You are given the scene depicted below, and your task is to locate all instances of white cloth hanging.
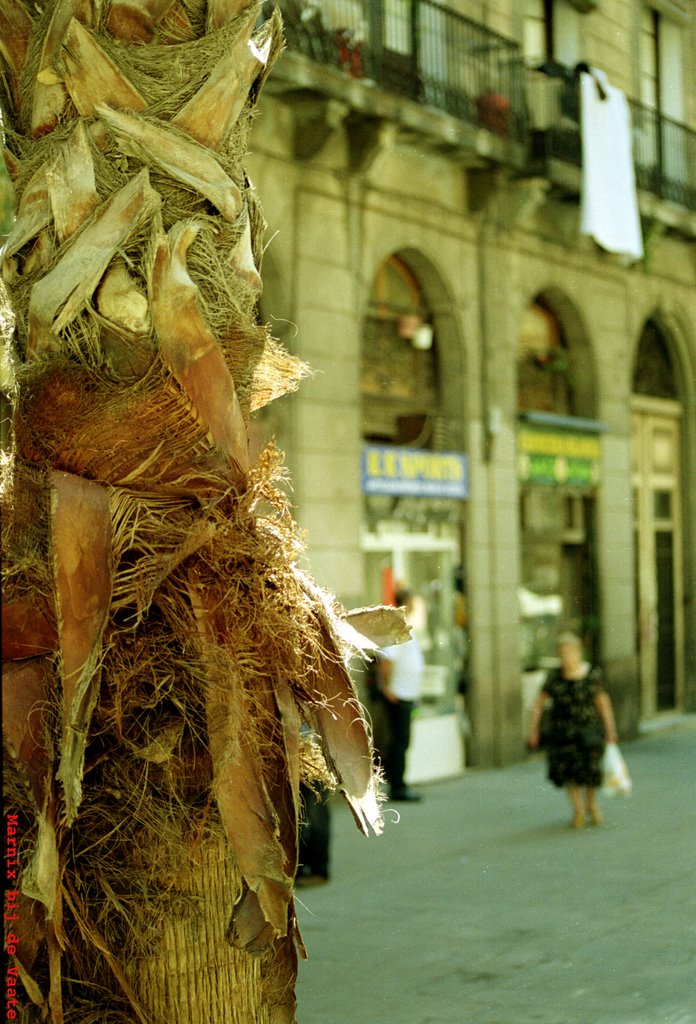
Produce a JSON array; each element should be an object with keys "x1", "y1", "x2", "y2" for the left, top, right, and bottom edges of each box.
[{"x1": 579, "y1": 68, "x2": 644, "y2": 261}]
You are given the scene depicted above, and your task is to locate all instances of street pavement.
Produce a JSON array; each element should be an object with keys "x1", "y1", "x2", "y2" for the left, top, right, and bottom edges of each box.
[{"x1": 294, "y1": 724, "x2": 696, "y2": 1024}]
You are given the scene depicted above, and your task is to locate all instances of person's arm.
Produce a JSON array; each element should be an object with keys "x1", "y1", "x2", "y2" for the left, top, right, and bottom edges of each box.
[
  {"x1": 527, "y1": 691, "x2": 549, "y2": 749},
  {"x1": 595, "y1": 690, "x2": 618, "y2": 744}
]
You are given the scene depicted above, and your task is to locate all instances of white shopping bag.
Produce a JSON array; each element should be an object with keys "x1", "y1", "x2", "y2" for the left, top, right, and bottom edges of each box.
[{"x1": 601, "y1": 742, "x2": 633, "y2": 797}]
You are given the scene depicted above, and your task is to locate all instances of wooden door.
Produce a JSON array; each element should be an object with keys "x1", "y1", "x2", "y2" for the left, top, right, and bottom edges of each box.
[{"x1": 631, "y1": 398, "x2": 684, "y2": 717}]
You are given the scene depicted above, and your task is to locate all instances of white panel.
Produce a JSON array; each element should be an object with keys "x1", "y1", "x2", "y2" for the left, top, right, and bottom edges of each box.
[
  {"x1": 384, "y1": 0, "x2": 412, "y2": 54},
  {"x1": 554, "y1": 0, "x2": 582, "y2": 67},
  {"x1": 658, "y1": 17, "x2": 685, "y2": 120},
  {"x1": 405, "y1": 713, "x2": 465, "y2": 783}
]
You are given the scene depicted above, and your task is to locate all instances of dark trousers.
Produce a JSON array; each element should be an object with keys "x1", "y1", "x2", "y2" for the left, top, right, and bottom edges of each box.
[
  {"x1": 383, "y1": 698, "x2": 414, "y2": 794},
  {"x1": 299, "y1": 784, "x2": 330, "y2": 879}
]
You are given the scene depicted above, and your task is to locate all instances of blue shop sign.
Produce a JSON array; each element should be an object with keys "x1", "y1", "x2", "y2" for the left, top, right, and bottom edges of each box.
[{"x1": 362, "y1": 445, "x2": 469, "y2": 499}]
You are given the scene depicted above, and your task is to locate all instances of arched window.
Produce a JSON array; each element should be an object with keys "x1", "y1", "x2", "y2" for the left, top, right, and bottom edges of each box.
[
  {"x1": 361, "y1": 255, "x2": 439, "y2": 446},
  {"x1": 633, "y1": 319, "x2": 677, "y2": 399},
  {"x1": 517, "y1": 299, "x2": 572, "y2": 414}
]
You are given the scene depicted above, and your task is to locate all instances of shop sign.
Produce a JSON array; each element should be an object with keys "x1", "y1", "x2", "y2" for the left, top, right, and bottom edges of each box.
[
  {"x1": 362, "y1": 445, "x2": 469, "y2": 499},
  {"x1": 517, "y1": 427, "x2": 601, "y2": 487}
]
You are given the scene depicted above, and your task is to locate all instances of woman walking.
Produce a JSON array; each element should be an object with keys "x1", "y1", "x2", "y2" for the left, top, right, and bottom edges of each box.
[{"x1": 528, "y1": 632, "x2": 618, "y2": 828}]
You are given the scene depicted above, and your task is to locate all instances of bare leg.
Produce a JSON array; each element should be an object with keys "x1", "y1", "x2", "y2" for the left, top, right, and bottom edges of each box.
[
  {"x1": 585, "y1": 786, "x2": 603, "y2": 825},
  {"x1": 567, "y1": 785, "x2": 585, "y2": 828}
]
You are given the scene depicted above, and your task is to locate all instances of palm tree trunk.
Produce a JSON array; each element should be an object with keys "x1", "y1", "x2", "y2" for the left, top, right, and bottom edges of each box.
[{"x1": 1, "y1": 3, "x2": 393, "y2": 1020}]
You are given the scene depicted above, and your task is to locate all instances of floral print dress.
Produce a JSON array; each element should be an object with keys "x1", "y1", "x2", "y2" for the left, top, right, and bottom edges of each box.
[{"x1": 542, "y1": 667, "x2": 605, "y2": 788}]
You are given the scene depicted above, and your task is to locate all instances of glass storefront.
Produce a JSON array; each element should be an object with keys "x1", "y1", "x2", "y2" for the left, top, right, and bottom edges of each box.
[
  {"x1": 518, "y1": 479, "x2": 598, "y2": 669},
  {"x1": 517, "y1": 419, "x2": 601, "y2": 669},
  {"x1": 360, "y1": 492, "x2": 467, "y2": 782},
  {"x1": 362, "y1": 493, "x2": 464, "y2": 712}
]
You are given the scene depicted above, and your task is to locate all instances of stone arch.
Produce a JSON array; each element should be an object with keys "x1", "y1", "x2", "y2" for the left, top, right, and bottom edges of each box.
[{"x1": 631, "y1": 305, "x2": 696, "y2": 404}]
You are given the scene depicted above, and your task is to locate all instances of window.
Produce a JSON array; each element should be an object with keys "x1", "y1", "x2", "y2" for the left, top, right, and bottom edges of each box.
[
  {"x1": 523, "y1": 0, "x2": 550, "y2": 65},
  {"x1": 361, "y1": 256, "x2": 438, "y2": 446},
  {"x1": 633, "y1": 319, "x2": 677, "y2": 400},
  {"x1": 639, "y1": 9, "x2": 659, "y2": 108},
  {"x1": 522, "y1": 0, "x2": 582, "y2": 67},
  {"x1": 637, "y1": 7, "x2": 688, "y2": 199},
  {"x1": 383, "y1": 0, "x2": 411, "y2": 55},
  {"x1": 517, "y1": 301, "x2": 572, "y2": 414},
  {"x1": 553, "y1": 1, "x2": 582, "y2": 66},
  {"x1": 639, "y1": 7, "x2": 685, "y2": 119}
]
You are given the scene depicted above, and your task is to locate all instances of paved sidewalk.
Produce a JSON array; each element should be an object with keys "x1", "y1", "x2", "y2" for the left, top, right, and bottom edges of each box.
[{"x1": 295, "y1": 726, "x2": 696, "y2": 1024}]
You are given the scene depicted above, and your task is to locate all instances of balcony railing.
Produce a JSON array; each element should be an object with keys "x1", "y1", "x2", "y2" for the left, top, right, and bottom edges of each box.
[
  {"x1": 629, "y1": 101, "x2": 696, "y2": 212},
  {"x1": 526, "y1": 67, "x2": 696, "y2": 213},
  {"x1": 272, "y1": 0, "x2": 526, "y2": 142},
  {"x1": 269, "y1": 6, "x2": 696, "y2": 217}
]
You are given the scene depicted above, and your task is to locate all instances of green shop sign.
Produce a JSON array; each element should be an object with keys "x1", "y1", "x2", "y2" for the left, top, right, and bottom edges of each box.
[{"x1": 517, "y1": 427, "x2": 601, "y2": 487}]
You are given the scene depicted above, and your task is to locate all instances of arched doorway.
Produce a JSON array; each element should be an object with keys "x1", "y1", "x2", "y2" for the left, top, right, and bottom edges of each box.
[
  {"x1": 631, "y1": 318, "x2": 684, "y2": 717},
  {"x1": 517, "y1": 294, "x2": 600, "y2": 676},
  {"x1": 360, "y1": 252, "x2": 467, "y2": 781}
]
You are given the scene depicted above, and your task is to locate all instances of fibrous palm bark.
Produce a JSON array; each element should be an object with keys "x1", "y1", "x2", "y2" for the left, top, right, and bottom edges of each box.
[{"x1": 0, "y1": 3, "x2": 408, "y2": 1021}]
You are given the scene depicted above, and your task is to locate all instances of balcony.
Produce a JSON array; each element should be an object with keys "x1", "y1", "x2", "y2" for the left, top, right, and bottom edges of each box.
[
  {"x1": 526, "y1": 66, "x2": 696, "y2": 226},
  {"x1": 264, "y1": 0, "x2": 527, "y2": 166},
  {"x1": 629, "y1": 102, "x2": 696, "y2": 213},
  {"x1": 264, "y1": 5, "x2": 696, "y2": 232}
]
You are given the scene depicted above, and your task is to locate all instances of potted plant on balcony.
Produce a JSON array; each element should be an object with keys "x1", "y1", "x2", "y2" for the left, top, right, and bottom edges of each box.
[{"x1": 476, "y1": 89, "x2": 511, "y2": 137}]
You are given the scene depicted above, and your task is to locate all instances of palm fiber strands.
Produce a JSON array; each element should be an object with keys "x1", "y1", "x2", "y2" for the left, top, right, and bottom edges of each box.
[{"x1": 0, "y1": 3, "x2": 407, "y2": 1020}]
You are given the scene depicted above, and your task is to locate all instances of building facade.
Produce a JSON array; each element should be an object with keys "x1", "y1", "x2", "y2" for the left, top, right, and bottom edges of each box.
[{"x1": 247, "y1": 0, "x2": 696, "y2": 769}]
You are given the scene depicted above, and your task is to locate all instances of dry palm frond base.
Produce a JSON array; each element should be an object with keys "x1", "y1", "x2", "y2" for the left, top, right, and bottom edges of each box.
[{"x1": 1, "y1": 2, "x2": 407, "y2": 1021}]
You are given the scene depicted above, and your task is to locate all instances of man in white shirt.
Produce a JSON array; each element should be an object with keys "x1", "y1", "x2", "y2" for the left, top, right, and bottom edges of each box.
[{"x1": 378, "y1": 589, "x2": 424, "y2": 802}]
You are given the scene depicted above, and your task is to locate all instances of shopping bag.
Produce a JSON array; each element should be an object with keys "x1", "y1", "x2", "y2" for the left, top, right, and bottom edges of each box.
[{"x1": 601, "y1": 742, "x2": 633, "y2": 797}]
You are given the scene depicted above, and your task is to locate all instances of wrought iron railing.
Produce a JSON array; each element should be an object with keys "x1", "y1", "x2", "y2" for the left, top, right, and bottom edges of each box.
[
  {"x1": 526, "y1": 67, "x2": 696, "y2": 213},
  {"x1": 272, "y1": 0, "x2": 526, "y2": 142},
  {"x1": 629, "y1": 100, "x2": 696, "y2": 211},
  {"x1": 270, "y1": 6, "x2": 696, "y2": 214}
]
